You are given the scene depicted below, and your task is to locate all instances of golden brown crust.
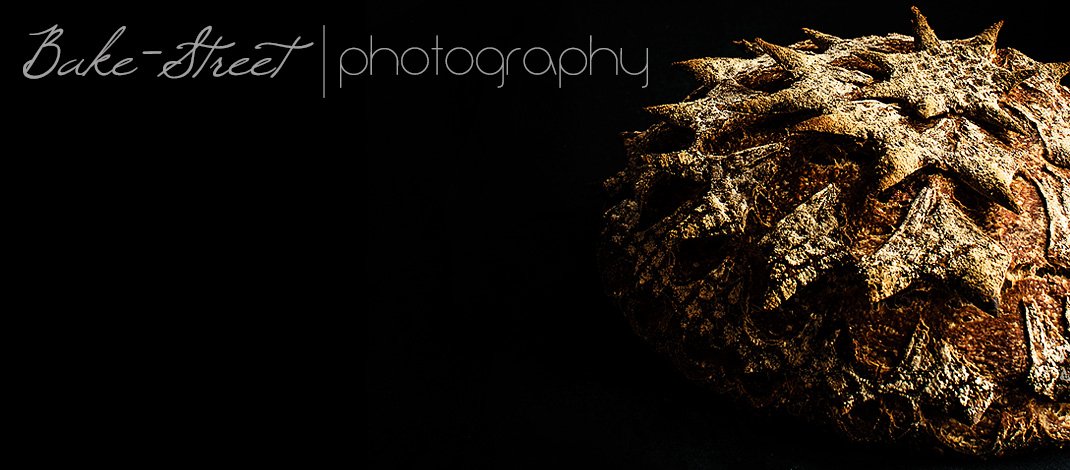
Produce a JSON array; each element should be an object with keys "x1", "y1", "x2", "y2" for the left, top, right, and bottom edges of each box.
[{"x1": 599, "y1": 7, "x2": 1069, "y2": 457}]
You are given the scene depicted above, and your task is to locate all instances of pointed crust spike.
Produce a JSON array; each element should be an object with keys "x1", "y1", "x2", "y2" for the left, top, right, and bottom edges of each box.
[
  {"x1": 729, "y1": 95, "x2": 777, "y2": 114},
  {"x1": 969, "y1": 20, "x2": 1004, "y2": 55},
  {"x1": 877, "y1": 146, "x2": 925, "y2": 192},
  {"x1": 994, "y1": 68, "x2": 1038, "y2": 93},
  {"x1": 976, "y1": 101, "x2": 1030, "y2": 135},
  {"x1": 853, "y1": 50, "x2": 894, "y2": 72},
  {"x1": 984, "y1": 170, "x2": 1021, "y2": 214},
  {"x1": 859, "y1": 185, "x2": 936, "y2": 303},
  {"x1": 1003, "y1": 191, "x2": 1023, "y2": 215},
  {"x1": 1048, "y1": 137, "x2": 1070, "y2": 167},
  {"x1": 910, "y1": 6, "x2": 941, "y2": 51},
  {"x1": 1014, "y1": 68, "x2": 1038, "y2": 85},
  {"x1": 643, "y1": 103, "x2": 693, "y2": 127},
  {"x1": 671, "y1": 59, "x2": 714, "y2": 85},
  {"x1": 730, "y1": 89, "x2": 816, "y2": 115},
  {"x1": 642, "y1": 104, "x2": 667, "y2": 117},
  {"x1": 734, "y1": 39, "x2": 763, "y2": 57},
  {"x1": 801, "y1": 28, "x2": 840, "y2": 49},
  {"x1": 671, "y1": 58, "x2": 742, "y2": 85},
  {"x1": 792, "y1": 114, "x2": 866, "y2": 139},
  {"x1": 1046, "y1": 61, "x2": 1070, "y2": 80},
  {"x1": 862, "y1": 183, "x2": 1013, "y2": 314},
  {"x1": 960, "y1": 161, "x2": 1022, "y2": 214},
  {"x1": 643, "y1": 103, "x2": 677, "y2": 120},
  {"x1": 669, "y1": 59, "x2": 695, "y2": 70},
  {"x1": 755, "y1": 38, "x2": 807, "y2": 70}
]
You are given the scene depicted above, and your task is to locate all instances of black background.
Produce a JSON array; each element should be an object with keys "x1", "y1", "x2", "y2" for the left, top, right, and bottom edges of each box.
[{"x1": 15, "y1": 1, "x2": 1069, "y2": 467}]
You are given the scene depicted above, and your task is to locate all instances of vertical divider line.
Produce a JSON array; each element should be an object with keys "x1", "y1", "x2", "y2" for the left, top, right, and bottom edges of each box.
[{"x1": 322, "y1": 25, "x2": 325, "y2": 99}]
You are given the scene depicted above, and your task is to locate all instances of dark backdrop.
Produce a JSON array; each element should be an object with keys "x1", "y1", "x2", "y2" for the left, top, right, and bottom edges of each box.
[
  {"x1": 361, "y1": 2, "x2": 1070, "y2": 468},
  {"x1": 15, "y1": 1, "x2": 1069, "y2": 468}
]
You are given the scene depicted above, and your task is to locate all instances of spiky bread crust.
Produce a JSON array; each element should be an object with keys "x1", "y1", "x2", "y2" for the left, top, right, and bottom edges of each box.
[{"x1": 599, "y1": 7, "x2": 1069, "y2": 457}]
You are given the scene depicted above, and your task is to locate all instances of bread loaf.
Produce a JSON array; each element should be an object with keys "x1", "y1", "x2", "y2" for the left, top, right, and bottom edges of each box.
[{"x1": 598, "y1": 6, "x2": 1069, "y2": 456}]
